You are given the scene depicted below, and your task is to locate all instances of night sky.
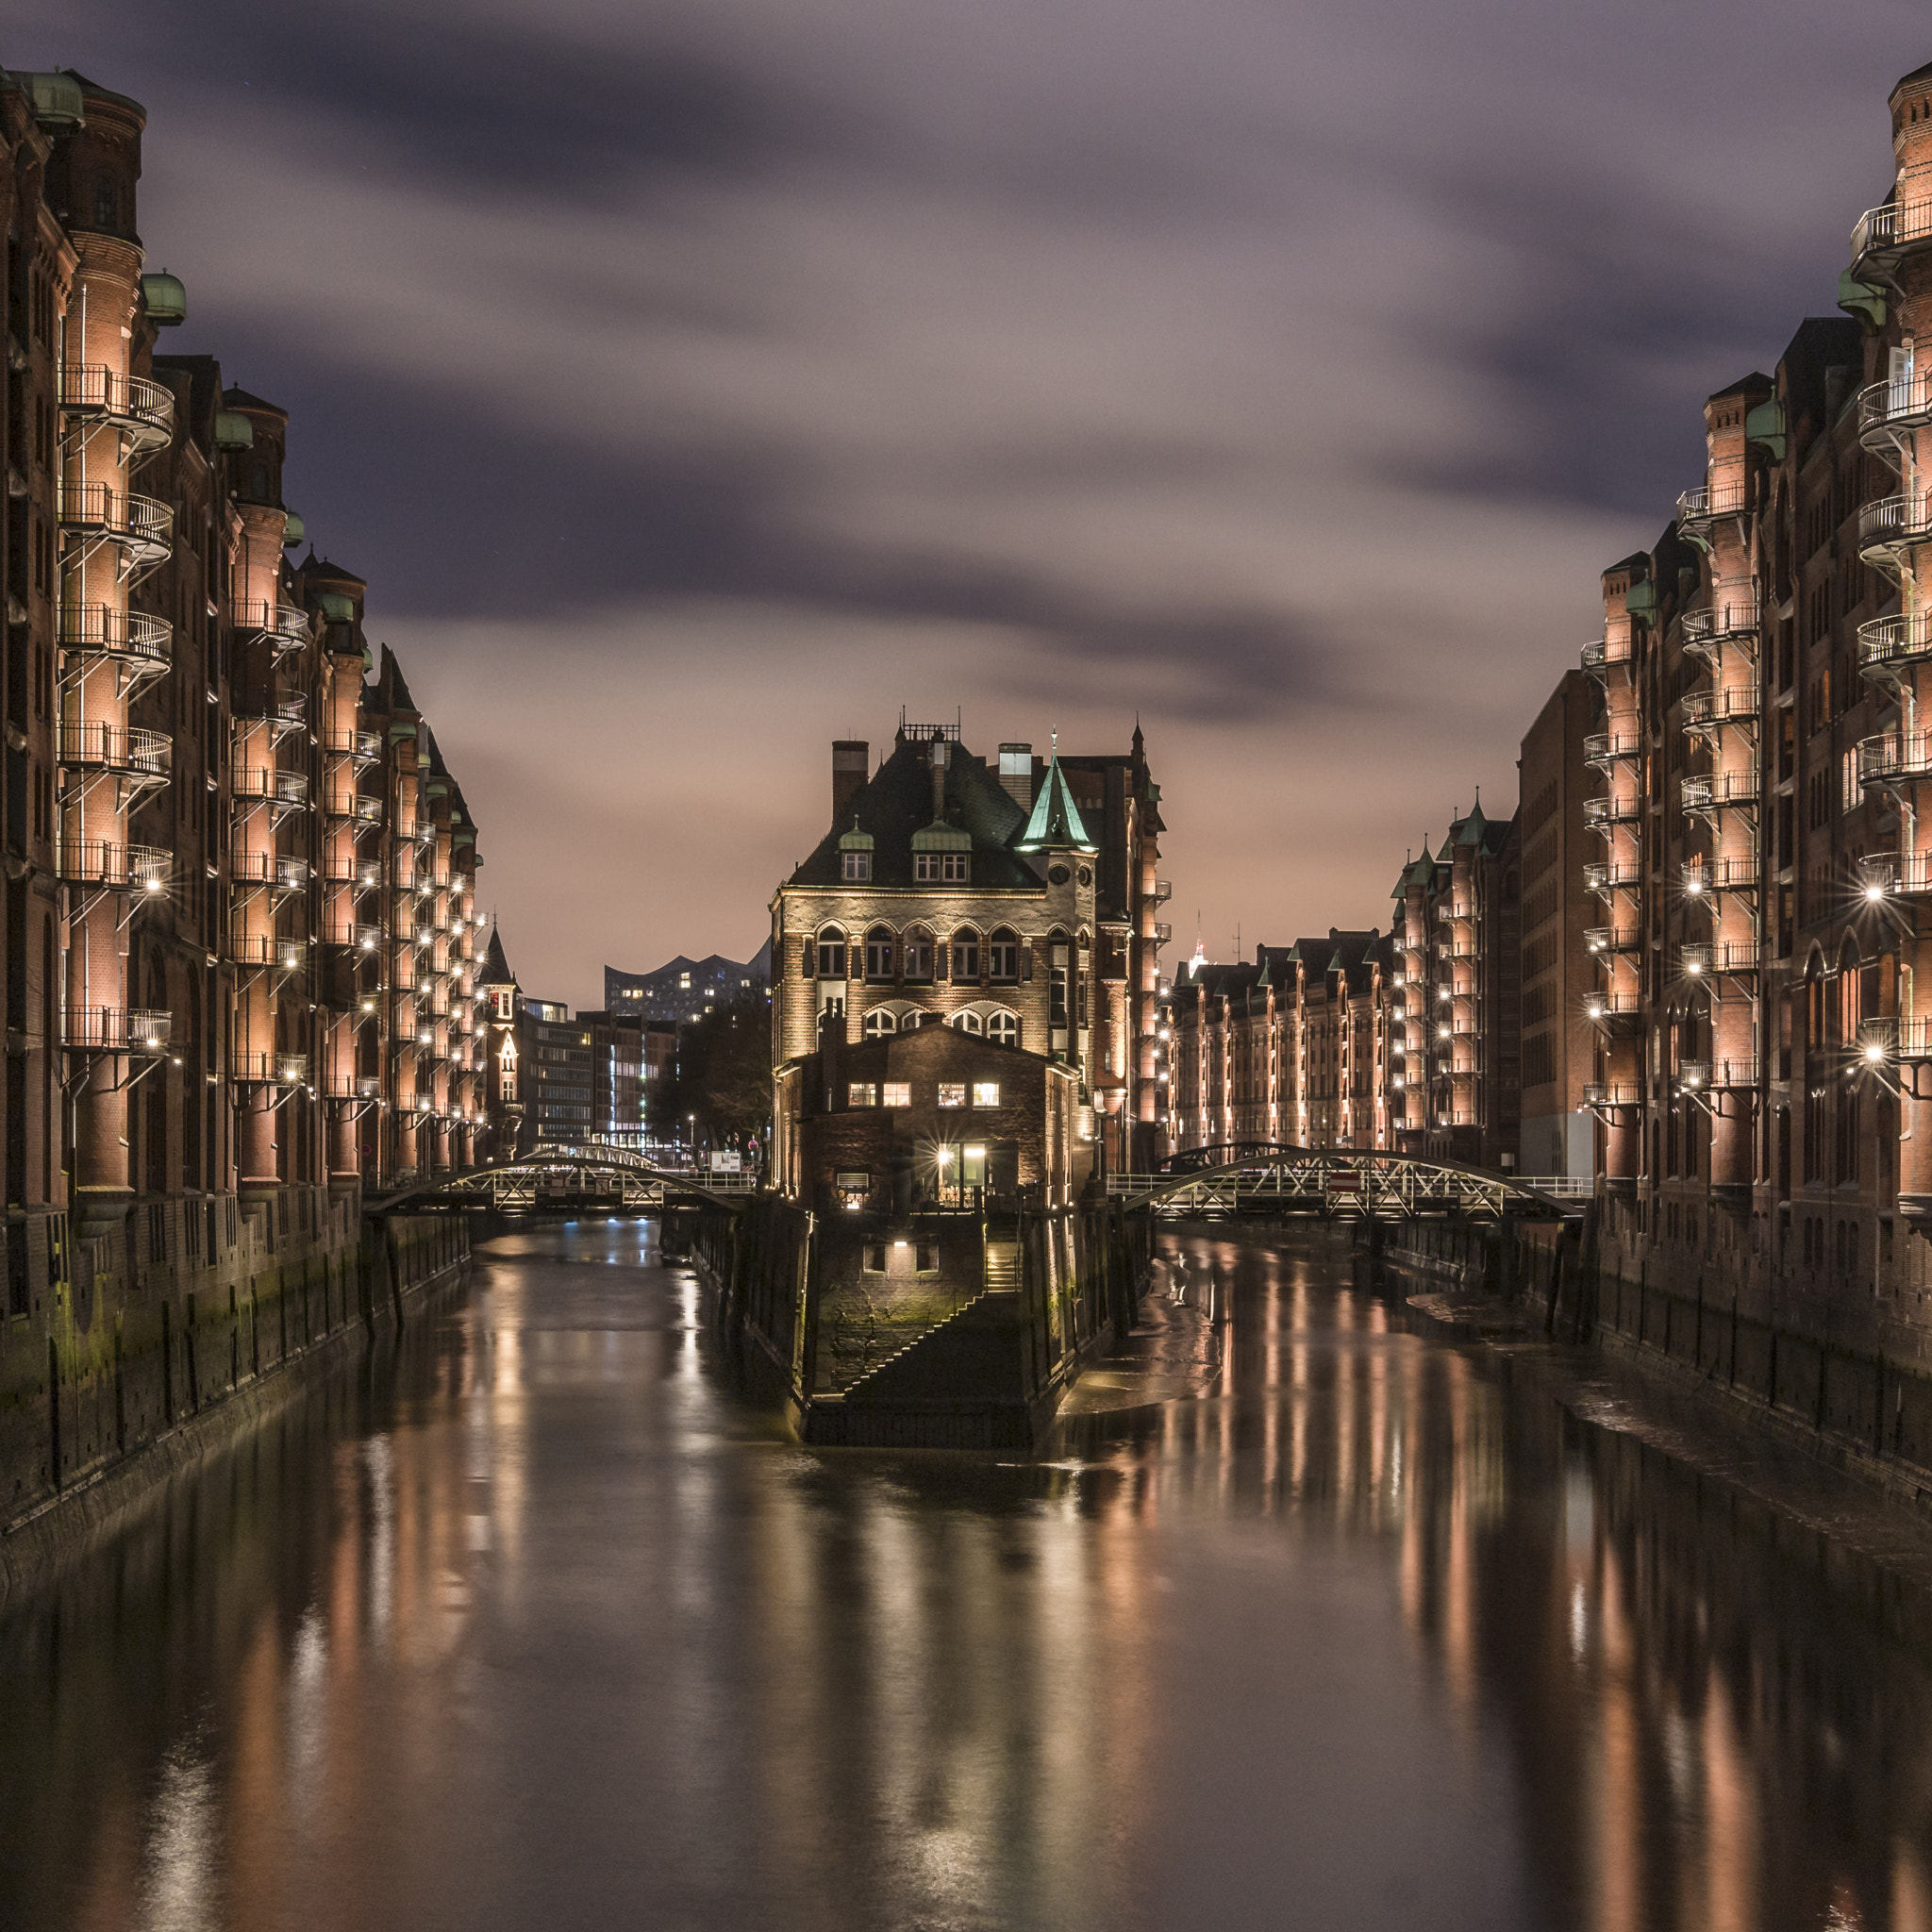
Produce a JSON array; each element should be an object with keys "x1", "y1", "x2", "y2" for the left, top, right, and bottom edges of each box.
[{"x1": 11, "y1": 1, "x2": 1928, "y2": 1007}]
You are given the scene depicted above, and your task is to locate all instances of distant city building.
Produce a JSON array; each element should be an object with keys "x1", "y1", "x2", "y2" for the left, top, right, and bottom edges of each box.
[
  {"x1": 604, "y1": 948, "x2": 769, "y2": 1026},
  {"x1": 482, "y1": 927, "x2": 645, "y2": 1152}
]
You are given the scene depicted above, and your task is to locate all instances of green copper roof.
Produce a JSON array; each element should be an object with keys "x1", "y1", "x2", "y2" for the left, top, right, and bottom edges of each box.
[
  {"x1": 910, "y1": 819, "x2": 972, "y2": 851},
  {"x1": 1016, "y1": 755, "x2": 1097, "y2": 853}
]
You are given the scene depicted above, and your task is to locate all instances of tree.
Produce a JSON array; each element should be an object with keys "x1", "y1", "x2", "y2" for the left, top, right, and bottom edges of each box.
[{"x1": 658, "y1": 996, "x2": 772, "y2": 1154}]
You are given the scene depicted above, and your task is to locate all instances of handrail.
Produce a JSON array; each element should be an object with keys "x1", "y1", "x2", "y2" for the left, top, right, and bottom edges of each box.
[
  {"x1": 55, "y1": 840, "x2": 171, "y2": 888},
  {"x1": 1858, "y1": 613, "x2": 1932, "y2": 670},
  {"x1": 1852, "y1": 197, "x2": 1932, "y2": 261},
  {"x1": 56, "y1": 604, "x2": 171, "y2": 663},
  {"x1": 64, "y1": 1006, "x2": 172, "y2": 1051},
  {"x1": 56, "y1": 483, "x2": 173, "y2": 554},
  {"x1": 58, "y1": 364, "x2": 176, "y2": 443},
  {"x1": 58, "y1": 721, "x2": 171, "y2": 775},
  {"x1": 1858, "y1": 495, "x2": 1932, "y2": 555}
]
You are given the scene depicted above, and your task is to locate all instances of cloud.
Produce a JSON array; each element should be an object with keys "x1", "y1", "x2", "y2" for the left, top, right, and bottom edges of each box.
[{"x1": 7, "y1": 0, "x2": 1926, "y2": 1001}]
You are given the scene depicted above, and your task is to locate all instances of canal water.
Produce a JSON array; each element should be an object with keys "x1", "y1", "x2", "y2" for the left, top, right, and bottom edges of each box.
[{"x1": 5, "y1": 1224, "x2": 1932, "y2": 1931}]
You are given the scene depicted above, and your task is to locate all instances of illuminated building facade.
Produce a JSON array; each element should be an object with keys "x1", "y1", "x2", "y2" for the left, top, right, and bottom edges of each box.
[
  {"x1": 770, "y1": 720, "x2": 1167, "y2": 1173},
  {"x1": 0, "y1": 68, "x2": 489, "y2": 1461}
]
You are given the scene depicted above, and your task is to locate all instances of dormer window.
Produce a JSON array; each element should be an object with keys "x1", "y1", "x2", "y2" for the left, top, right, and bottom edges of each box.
[
  {"x1": 915, "y1": 853, "x2": 969, "y2": 882},
  {"x1": 843, "y1": 849, "x2": 872, "y2": 881}
]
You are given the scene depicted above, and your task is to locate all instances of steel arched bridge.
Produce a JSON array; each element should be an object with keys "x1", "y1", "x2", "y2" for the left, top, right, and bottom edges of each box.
[
  {"x1": 1108, "y1": 1147, "x2": 1586, "y2": 1222},
  {"x1": 365, "y1": 1143, "x2": 755, "y2": 1217}
]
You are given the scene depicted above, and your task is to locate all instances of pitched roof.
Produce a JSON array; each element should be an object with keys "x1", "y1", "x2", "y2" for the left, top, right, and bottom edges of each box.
[{"x1": 786, "y1": 733, "x2": 1039, "y2": 889}]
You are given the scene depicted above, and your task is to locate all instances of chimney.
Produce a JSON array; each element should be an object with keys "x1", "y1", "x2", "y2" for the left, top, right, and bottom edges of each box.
[
  {"x1": 999, "y1": 742, "x2": 1033, "y2": 813},
  {"x1": 832, "y1": 740, "x2": 868, "y2": 820},
  {"x1": 930, "y1": 736, "x2": 949, "y2": 822}
]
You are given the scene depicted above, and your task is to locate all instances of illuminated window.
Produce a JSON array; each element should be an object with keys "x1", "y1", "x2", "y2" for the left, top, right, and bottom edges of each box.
[
  {"x1": 972, "y1": 1081, "x2": 1000, "y2": 1108},
  {"x1": 847, "y1": 1082, "x2": 878, "y2": 1108},
  {"x1": 951, "y1": 1010, "x2": 984, "y2": 1035},
  {"x1": 987, "y1": 1010, "x2": 1019, "y2": 1046},
  {"x1": 816, "y1": 930, "x2": 847, "y2": 978},
  {"x1": 842, "y1": 850, "x2": 871, "y2": 881},
  {"x1": 881, "y1": 1082, "x2": 911, "y2": 1108},
  {"x1": 939, "y1": 1083, "x2": 966, "y2": 1108}
]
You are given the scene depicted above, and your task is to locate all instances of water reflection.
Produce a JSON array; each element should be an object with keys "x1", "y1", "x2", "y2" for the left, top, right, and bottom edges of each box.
[{"x1": 3, "y1": 1224, "x2": 1932, "y2": 1928}]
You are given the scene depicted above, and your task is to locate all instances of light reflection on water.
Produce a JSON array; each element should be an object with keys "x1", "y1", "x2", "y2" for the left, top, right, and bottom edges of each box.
[{"x1": 2, "y1": 1222, "x2": 1932, "y2": 1929}]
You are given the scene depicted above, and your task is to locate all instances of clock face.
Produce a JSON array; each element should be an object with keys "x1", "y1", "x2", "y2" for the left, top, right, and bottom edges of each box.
[{"x1": 1048, "y1": 865, "x2": 1071, "y2": 885}]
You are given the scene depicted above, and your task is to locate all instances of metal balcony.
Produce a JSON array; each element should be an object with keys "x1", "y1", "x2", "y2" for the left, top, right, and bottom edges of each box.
[
  {"x1": 1582, "y1": 635, "x2": 1633, "y2": 680},
  {"x1": 1681, "y1": 597, "x2": 1761, "y2": 666},
  {"x1": 55, "y1": 840, "x2": 171, "y2": 891},
  {"x1": 1858, "y1": 368, "x2": 1932, "y2": 458},
  {"x1": 1584, "y1": 730, "x2": 1642, "y2": 769},
  {"x1": 1677, "y1": 940, "x2": 1758, "y2": 978},
  {"x1": 1151, "y1": 922, "x2": 1172, "y2": 944},
  {"x1": 1675, "y1": 478, "x2": 1748, "y2": 548},
  {"x1": 1896, "y1": 1019, "x2": 1932, "y2": 1063},
  {"x1": 1859, "y1": 851, "x2": 1932, "y2": 899},
  {"x1": 56, "y1": 604, "x2": 171, "y2": 677},
  {"x1": 325, "y1": 791, "x2": 383, "y2": 825},
  {"x1": 1583, "y1": 858, "x2": 1641, "y2": 893},
  {"x1": 232, "y1": 1050, "x2": 308, "y2": 1086},
  {"x1": 234, "y1": 693, "x2": 307, "y2": 738},
  {"x1": 1850, "y1": 196, "x2": 1932, "y2": 277},
  {"x1": 1583, "y1": 793, "x2": 1641, "y2": 830},
  {"x1": 230, "y1": 851, "x2": 309, "y2": 891},
  {"x1": 1858, "y1": 731, "x2": 1932, "y2": 788},
  {"x1": 1584, "y1": 990, "x2": 1642, "y2": 1028},
  {"x1": 234, "y1": 600, "x2": 312, "y2": 657},
  {"x1": 1677, "y1": 1057, "x2": 1757, "y2": 1092},
  {"x1": 57, "y1": 483, "x2": 173, "y2": 568},
  {"x1": 58, "y1": 364, "x2": 175, "y2": 451},
  {"x1": 1152, "y1": 877, "x2": 1172, "y2": 905},
  {"x1": 230, "y1": 764, "x2": 309, "y2": 812},
  {"x1": 325, "y1": 1074, "x2": 383, "y2": 1101},
  {"x1": 322, "y1": 728, "x2": 382, "y2": 765},
  {"x1": 1585, "y1": 924, "x2": 1641, "y2": 955},
  {"x1": 58, "y1": 721, "x2": 171, "y2": 780},
  {"x1": 1681, "y1": 686, "x2": 1759, "y2": 733},
  {"x1": 1857, "y1": 612, "x2": 1932, "y2": 684},
  {"x1": 1683, "y1": 855, "x2": 1758, "y2": 896},
  {"x1": 64, "y1": 1006, "x2": 171, "y2": 1053},
  {"x1": 324, "y1": 922, "x2": 385, "y2": 953},
  {"x1": 1680, "y1": 771, "x2": 1759, "y2": 816},
  {"x1": 1583, "y1": 1080, "x2": 1641, "y2": 1108},
  {"x1": 1857, "y1": 495, "x2": 1932, "y2": 573}
]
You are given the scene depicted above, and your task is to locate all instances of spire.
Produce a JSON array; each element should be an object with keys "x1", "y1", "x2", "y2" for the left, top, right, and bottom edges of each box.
[
  {"x1": 1015, "y1": 751, "x2": 1097, "y2": 853},
  {"x1": 481, "y1": 914, "x2": 517, "y2": 988}
]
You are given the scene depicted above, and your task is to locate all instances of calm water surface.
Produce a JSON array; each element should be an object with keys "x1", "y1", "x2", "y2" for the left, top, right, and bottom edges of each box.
[{"x1": 3, "y1": 1223, "x2": 1931, "y2": 1931}]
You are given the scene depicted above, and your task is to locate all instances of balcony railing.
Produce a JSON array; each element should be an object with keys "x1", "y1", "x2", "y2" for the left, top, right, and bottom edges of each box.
[
  {"x1": 230, "y1": 764, "x2": 310, "y2": 809},
  {"x1": 1675, "y1": 478, "x2": 1748, "y2": 536},
  {"x1": 58, "y1": 721, "x2": 171, "y2": 778},
  {"x1": 322, "y1": 728, "x2": 382, "y2": 764},
  {"x1": 1851, "y1": 197, "x2": 1932, "y2": 269},
  {"x1": 56, "y1": 483, "x2": 173, "y2": 563},
  {"x1": 1683, "y1": 855, "x2": 1758, "y2": 895},
  {"x1": 234, "y1": 694, "x2": 307, "y2": 736},
  {"x1": 1677, "y1": 1057, "x2": 1757, "y2": 1092},
  {"x1": 229, "y1": 851, "x2": 309, "y2": 891},
  {"x1": 1858, "y1": 495, "x2": 1932, "y2": 568},
  {"x1": 1582, "y1": 635, "x2": 1633, "y2": 679},
  {"x1": 1857, "y1": 612, "x2": 1932, "y2": 679},
  {"x1": 1681, "y1": 597, "x2": 1761, "y2": 662},
  {"x1": 56, "y1": 604, "x2": 171, "y2": 673},
  {"x1": 1897, "y1": 1019, "x2": 1932, "y2": 1063},
  {"x1": 325, "y1": 1074, "x2": 383, "y2": 1101},
  {"x1": 1681, "y1": 686, "x2": 1758, "y2": 730},
  {"x1": 1152, "y1": 877, "x2": 1172, "y2": 904},
  {"x1": 325, "y1": 791, "x2": 383, "y2": 824},
  {"x1": 1583, "y1": 858, "x2": 1641, "y2": 893},
  {"x1": 54, "y1": 840, "x2": 171, "y2": 890},
  {"x1": 1584, "y1": 990, "x2": 1642, "y2": 1025},
  {"x1": 1583, "y1": 793, "x2": 1641, "y2": 829},
  {"x1": 1586, "y1": 924, "x2": 1641, "y2": 955},
  {"x1": 232, "y1": 1051, "x2": 309, "y2": 1086},
  {"x1": 1859, "y1": 368, "x2": 1932, "y2": 449},
  {"x1": 1860, "y1": 851, "x2": 1932, "y2": 898},
  {"x1": 1858, "y1": 731, "x2": 1932, "y2": 787},
  {"x1": 1680, "y1": 771, "x2": 1759, "y2": 813},
  {"x1": 1584, "y1": 731, "x2": 1642, "y2": 768},
  {"x1": 1152, "y1": 922, "x2": 1172, "y2": 944},
  {"x1": 1676, "y1": 940, "x2": 1758, "y2": 977},
  {"x1": 1583, "y1": 1081, "x2": 1641, "y2": 1108},
  {"x1": 323, "y1": 922, "x2": 385, "y2": 952},
  {"x1": 58, "y1": 364, "x2": 175, "y2": 449},
  {"x1": 234, "y1": 600, "x2": 313, "y2": 655},
  {"x1": 63, "y1": 1006, "x2": 171, "y2": 1052}
]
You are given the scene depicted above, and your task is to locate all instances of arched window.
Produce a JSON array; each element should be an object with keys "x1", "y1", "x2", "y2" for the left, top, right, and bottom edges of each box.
[
  {"x1": 815, "y1": 927, "x2": 847, "y2": 979},
  {"x1": 952, "y1": 928, "x2": 980, "y2": 982},
  {"x1": 865, "y1": 925, "x2": 894, "y2": 980},
  {"x1": 989, "y1": 927, "x2": 1019, "y2": 982},
  {"x1": 988, "y1": 1009, "x2": 1020, "y2": 1046},
  {"x1": 863, "y1": 1008, "x2": 898, "y2": 1038},
  {"x1": 904, "y1": 926, "x2": 933, "y2": 982},
  {"x1": 951, "y1": 1009, "x2": 985, "y2": 1035}
]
